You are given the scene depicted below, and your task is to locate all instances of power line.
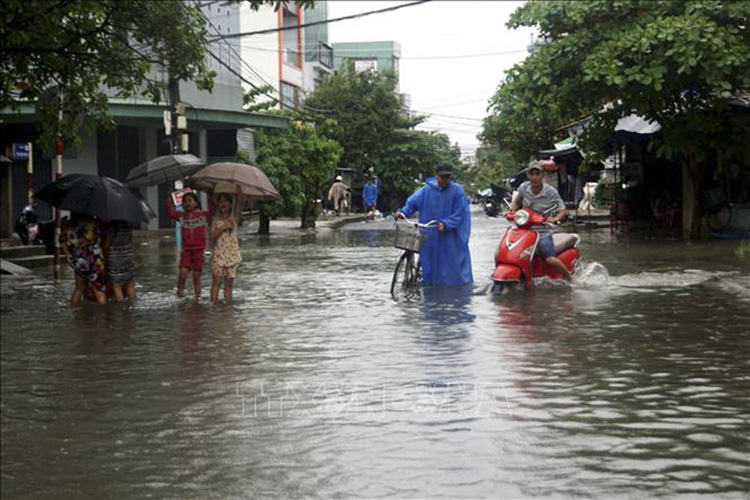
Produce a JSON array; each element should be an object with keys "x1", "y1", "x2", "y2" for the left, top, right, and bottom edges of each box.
[
  {"x1": 213, "y1": 0, "x2": 432, "y2": 40},
  {"x1": 416, "y1": 89, "x2": 497, "y2": 106},
  {"x1": 231, "y1": 43, "x2": 527, "y2": 60},
  {"x1": 403, "y1": 49, "x2": 527, "y2": 60},
  {"x1": 418, "y1": 97, "x2": 494, "y2": 110},
  {"x1": 411, "y1": 109, "x2": 485, "y2": 122}
]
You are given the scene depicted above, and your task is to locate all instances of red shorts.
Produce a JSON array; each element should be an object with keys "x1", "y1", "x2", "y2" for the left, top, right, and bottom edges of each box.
[{"x1": 180, "y1": 248, "x2": 205, "y2": 272}]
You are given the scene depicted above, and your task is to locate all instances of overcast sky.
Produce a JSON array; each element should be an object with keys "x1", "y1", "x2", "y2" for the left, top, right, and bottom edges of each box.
[{"x1": 327, "y1": 1, "x2": 536, "y2": 159}]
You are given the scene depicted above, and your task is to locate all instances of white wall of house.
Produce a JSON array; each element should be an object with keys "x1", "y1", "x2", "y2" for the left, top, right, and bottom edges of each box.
[
  {"x1": 239, "y1": 4, "x2": 282, "y2": 109},
  {"x1": 61, "y1": 128, "x2": 98, "y2": 177}
]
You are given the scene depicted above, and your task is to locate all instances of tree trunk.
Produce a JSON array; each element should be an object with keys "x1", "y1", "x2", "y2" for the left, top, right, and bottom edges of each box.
[
  {"x1": 300, "y1": 201, "x2": 317, "y2": 229},
  {"x1": 681, "y1": 154, "x2": 705, "y2": 239},
  {"x1": 258, "y1": 213, "x2": 270, "y2": 234}
]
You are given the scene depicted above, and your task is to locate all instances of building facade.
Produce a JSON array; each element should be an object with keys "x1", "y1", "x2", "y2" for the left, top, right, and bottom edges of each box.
[
  {"x1": 331, "y1": 40, "x2": 411, "y2": 110},
  {"x1": 237, "y1": 1, "x2": 332, "y2": 110},
  {"x1": 1, "y1": 2, "x2": 290, "y2": 234}
]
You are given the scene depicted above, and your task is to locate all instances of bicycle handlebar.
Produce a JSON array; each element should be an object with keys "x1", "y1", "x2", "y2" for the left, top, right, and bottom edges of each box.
[{"x1": 395, "y1": 214, "x2": 438, "y2": 228}]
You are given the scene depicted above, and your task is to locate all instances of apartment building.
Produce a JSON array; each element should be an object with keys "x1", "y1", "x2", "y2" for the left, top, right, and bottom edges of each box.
[
  {"x1": 237, "y1": 1, "x2": 333, "y2": 110},
  {"x1": 331, "y1": 41, "x2": 411, "y2": 109}
]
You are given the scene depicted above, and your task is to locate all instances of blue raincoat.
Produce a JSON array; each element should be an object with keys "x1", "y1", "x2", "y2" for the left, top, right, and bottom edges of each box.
[
  {"x1": 398, "y1": 179, "x2": 473, "y2": 286},
  {"x1": 363, "y1": 183, "x2": 378, "y2": 208}
]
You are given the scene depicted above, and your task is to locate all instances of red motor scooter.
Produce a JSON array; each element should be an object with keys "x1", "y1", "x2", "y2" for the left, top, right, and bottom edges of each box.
[{"x1": 491, "y1": 208, "x2": 581, "y2": 292}]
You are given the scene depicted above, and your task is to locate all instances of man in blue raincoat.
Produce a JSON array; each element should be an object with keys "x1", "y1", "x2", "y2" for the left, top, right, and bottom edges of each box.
[
  {"x1": 362, "y1": 178, "x2": 378, "y2": 214},
  {"x1": 396, "y1": 164, "x2": 473, "y2": 286}
]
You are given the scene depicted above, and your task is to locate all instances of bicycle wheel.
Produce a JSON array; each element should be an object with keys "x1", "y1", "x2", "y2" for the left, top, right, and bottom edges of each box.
[
  {"x1": 391, "y1": 252, "x2": 418, "y2": 298},
  {"x1": 706, "y1": 203, "x2": 732, "y2": 232}
]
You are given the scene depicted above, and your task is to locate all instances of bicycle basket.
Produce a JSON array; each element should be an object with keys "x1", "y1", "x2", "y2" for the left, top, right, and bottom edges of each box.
[{"x1": 394, "y1": 223, "x2": 427, "y2": 252}]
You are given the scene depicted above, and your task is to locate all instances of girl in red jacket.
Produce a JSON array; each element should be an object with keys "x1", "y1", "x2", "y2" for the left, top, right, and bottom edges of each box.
[{"x1": 166, "y1": 193, "x2": 215, "y2": 298}]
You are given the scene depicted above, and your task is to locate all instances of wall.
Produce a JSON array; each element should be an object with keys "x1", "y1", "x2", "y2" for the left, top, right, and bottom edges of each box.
[{"x1": 239, "y1": 4, "x2": 282, "y2": 109}]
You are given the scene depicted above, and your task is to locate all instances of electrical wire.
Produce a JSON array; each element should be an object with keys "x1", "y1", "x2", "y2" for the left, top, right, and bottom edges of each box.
[
  {"x1": 409, "y1": 109, "x2": 485, "y2": 122},
  {"x1": 213, "y1": 0, "x2": 433, "y2": 40},
  {"x1": 231, "y1": 42, "x2": 527, "y2": 60}
]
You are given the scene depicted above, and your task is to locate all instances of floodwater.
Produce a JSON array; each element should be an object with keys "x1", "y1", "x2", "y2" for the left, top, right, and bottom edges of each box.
[{"x1": 2, "y1": 209, "x2": 749, "y2": 499}]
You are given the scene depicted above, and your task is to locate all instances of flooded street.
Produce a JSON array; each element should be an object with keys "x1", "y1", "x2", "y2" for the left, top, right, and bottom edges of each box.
[{"x1": 2, "y1": 209, "x2": 749, "y2": 499}]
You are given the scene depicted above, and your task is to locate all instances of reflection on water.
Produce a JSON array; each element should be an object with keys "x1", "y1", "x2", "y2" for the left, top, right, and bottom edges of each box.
[{"x1": 2, "y1": 213, "x2": 749, "y2": 498}]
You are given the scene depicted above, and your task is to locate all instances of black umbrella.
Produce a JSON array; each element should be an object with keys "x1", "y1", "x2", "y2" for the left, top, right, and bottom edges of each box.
[
  {"x1": 125, "y1": 154, "x2": 205, "y2": 188},
  {"x1": 35, "y1": 174, "x2": 156, "y2": 222}
]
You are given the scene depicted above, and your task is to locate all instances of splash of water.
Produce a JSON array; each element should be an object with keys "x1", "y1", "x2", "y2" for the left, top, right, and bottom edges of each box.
[{"x1": 573, "y1": 261, "x2": 610, "y2": 287}]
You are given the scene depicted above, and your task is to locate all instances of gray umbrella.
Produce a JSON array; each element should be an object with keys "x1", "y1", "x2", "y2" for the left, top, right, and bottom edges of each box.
[{"x1": 125, "y1": 154, "x2": 205, "y2": 188}]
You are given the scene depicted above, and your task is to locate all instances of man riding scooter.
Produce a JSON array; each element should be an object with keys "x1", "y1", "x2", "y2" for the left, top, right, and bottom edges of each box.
[{"x1": 507, "y1": 161, "x2": 573, "y2": 282}]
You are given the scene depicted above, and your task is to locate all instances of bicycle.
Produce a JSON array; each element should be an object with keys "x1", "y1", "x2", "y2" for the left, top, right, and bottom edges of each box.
[
  {"x1": 390, "y1": 217, "x2": 438, "y2": 299},
  {"x1": 705, "y1": 201, "x2": 733, "y2": 232}
]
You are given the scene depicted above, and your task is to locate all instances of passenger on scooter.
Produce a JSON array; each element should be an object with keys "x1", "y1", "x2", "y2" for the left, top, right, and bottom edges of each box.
[{"x1": 508, "y1": 161, "x2": 573, "y2": 282}]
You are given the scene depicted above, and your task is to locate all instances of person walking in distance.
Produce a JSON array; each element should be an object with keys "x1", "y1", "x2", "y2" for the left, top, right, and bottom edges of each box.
[
  {"x1": 327, "y1": 175, "x2": 349, "y2": 216},
  {"x1": 363, "y1": 178, "x2": 378, "y2": 215}
]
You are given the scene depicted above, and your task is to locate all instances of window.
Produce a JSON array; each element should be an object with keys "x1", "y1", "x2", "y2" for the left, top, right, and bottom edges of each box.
[
  {"x1": 282, "y1": 5, "x2": 300, "y2": 68},
  {"x1": 319, "y1": 43, "x2": 333, "y2": 69},
  {"x1": 280, "y1": 82, "x2": 300, "y2": 109},
  {"x1": 354, "y1": 59, "x2": 378, "y2": 73}
]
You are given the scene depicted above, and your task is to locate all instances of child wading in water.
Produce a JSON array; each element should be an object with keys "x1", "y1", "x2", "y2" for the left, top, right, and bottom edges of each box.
[
  {"x1": 166, "y1": 192, "x2": 215, "y2": 298},
  {"x1": 210, "y1": 193, "x2": 243, "y2": 302},
  {"x1": 104, "y1": 220, "x2": 136, "y2": 303},
  {"x1": 60, "y1": 213, "x2": 108, "y2": 306}
]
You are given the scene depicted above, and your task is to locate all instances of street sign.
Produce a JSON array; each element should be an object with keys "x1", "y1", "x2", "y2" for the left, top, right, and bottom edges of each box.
[
  {"x1": 12, "y1": 143, "x2": 29, "y2": 160},
  {"x1": 163, "y1": 110, "x2": 172, "y2": 137}
]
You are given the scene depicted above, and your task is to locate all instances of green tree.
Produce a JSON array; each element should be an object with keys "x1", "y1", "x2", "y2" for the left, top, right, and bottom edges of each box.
[
  {"x1": 251, "y1": 118, "x2": 341, "y2": 230},
  {"x1": 1, "y1": 0, "x2": 313, "y2": 149},
  {"x1": 462, "y1": 146, "x2": 521, "y2": 195},
  {"x1": 379, "y1": 129, "x2": 461, "y2": 210},
  {"x1": 483, "y1": 0, "x2": 750, "y2": 237},
  {"x1": 304, "y1": 64, "x2": 460, "y2": 210}
]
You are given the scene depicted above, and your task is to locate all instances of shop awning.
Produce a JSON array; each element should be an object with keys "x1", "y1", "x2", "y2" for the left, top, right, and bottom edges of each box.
[{"x1": 614, "y1": 114, "x2": 661, "y2": 135}]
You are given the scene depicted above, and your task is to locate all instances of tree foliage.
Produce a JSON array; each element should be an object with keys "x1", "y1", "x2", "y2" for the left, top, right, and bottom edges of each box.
[
  {"x1": 0, "y1": 0, "x2": 314, "y2": 149},
  {"x1": 461, "y1": 146, "x2": 521, "y2": 195},
  {"x1": 482, "y1": 0, "x2": 750, "y2": 161},
  {"x1": 251, "y1": 117, "x2": 341, "y2": 228},
  {"x1": 305, "y1": 64, "x2": 461, "y2": 208},
  {"x1": 305, "y1": 65, "x2": 420, "y2": 167},
  {"x1": 379, "y1": 129, "x2": 461, "y2": 209}
]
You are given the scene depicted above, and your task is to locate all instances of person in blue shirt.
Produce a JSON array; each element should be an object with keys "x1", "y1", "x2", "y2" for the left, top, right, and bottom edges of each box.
[
  {"x1": 396, "y1": 163, "x2": 473, "y2": 287},
  {"x1": 362, "y1": 178, "x2": 378, "y2": 214}
]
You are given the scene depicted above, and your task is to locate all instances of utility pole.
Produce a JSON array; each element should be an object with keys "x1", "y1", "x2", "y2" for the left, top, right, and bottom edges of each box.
[
  {"x1": 167, "y1": 74, "x2": 188, "y2": 155},
  {"x1": 53, "y1": 89, "x2": 63, "y2": 278}
]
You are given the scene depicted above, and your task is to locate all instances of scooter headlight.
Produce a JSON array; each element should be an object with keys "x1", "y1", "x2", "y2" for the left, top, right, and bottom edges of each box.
[{"x1": 514, "y1": 210, "x2": 530, "y2": 226}]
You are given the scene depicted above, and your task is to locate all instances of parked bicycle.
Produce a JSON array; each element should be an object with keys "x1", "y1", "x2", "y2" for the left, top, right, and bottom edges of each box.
[{"x1": 390, "y1": 217, "x2": 438, "y2": 298}]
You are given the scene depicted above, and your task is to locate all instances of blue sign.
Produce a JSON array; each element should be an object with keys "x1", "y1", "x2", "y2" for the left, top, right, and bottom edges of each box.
[{"x1": 12, "y1": 143, "x2": 29, "y2": 160}]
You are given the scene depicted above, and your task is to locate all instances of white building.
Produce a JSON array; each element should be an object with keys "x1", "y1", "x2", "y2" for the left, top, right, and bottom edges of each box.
[{"x1": 236, "y1": 1, "x2": 332, "y2": 110}]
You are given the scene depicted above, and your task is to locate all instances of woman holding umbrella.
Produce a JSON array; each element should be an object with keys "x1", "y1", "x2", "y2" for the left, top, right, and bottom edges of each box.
[{"x1": 35, "y1": 174, "x2": 156, "y2": 306}]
